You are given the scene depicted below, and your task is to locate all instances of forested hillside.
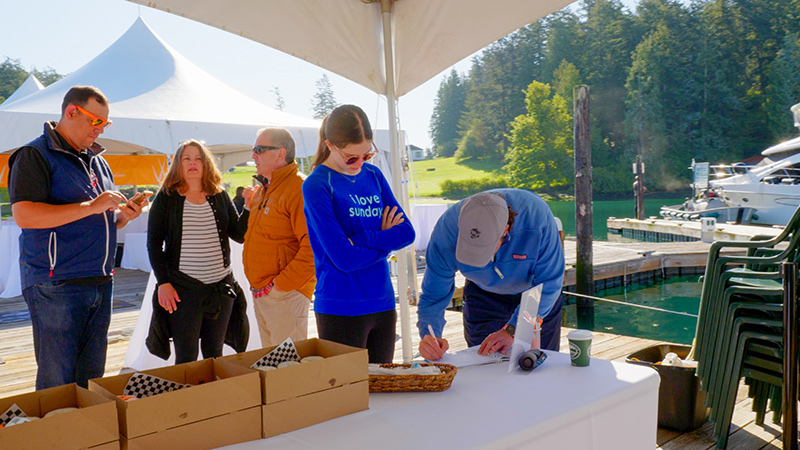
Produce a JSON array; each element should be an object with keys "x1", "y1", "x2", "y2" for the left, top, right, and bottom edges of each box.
[{"x1": 429, "y1": 0, "x2": 800, "y2": 195}]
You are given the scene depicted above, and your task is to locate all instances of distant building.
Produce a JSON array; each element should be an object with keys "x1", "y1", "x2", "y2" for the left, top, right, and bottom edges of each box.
[{"x1": 408, "y1": 144, "x2": 425, "y2": 161}]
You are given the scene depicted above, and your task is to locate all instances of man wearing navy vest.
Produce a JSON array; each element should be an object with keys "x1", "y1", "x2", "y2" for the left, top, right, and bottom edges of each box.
[{"x1": 8, "y1": 86, "x2": 146, "y2": 389}]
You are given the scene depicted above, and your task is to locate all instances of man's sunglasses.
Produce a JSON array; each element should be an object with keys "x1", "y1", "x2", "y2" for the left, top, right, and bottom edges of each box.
[
  {"x1": 332, "y1": 142, "x2": 379, "y2": 165},
  {"x1": 253, "y1": 145, "x2": 282, "y2": 154},
  {"x1": 73, "y1": 105, "x2": 112, "y2": 129}
]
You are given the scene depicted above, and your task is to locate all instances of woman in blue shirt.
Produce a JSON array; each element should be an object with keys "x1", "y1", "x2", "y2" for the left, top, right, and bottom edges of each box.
[{"x1": 303, "y1": 105, "x2": 415, "y2": 363}]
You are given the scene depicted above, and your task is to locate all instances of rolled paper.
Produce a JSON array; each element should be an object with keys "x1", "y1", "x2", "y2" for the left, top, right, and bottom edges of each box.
[
  {"x1": 256, "y1": 365, "x2": 277, "y2": 371},
  {"x1": 300, "y1": 356, "x2": 324, "y2": 364},
  {"x1": 518, "y1": 349, "x2": 547, "y2": 372}
]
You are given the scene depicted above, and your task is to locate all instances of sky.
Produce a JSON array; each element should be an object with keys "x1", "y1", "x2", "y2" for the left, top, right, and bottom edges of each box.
[{"x1": 0, "y1": 0, "x2": 641, "y2": 150}]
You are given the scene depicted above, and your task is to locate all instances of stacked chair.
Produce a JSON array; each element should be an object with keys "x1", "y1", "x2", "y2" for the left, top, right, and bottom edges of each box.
[{"x1": 693, "y1": 205, "x2": 800, "y2": 449}]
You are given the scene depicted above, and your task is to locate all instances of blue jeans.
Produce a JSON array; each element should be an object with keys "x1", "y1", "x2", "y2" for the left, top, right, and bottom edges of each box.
[{"x1": 23, "y1": 280, "x2": 113, "y2": 389}]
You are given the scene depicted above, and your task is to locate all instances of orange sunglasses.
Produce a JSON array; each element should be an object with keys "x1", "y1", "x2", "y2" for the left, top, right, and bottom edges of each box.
[{"x1": 73, "y1": 104, "x2": 112, "y2": 129}]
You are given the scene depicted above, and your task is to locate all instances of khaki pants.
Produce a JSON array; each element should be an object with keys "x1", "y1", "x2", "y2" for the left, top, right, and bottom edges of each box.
[{"x1": 253, "y1": 288, "x2": 310, "y2": 347}]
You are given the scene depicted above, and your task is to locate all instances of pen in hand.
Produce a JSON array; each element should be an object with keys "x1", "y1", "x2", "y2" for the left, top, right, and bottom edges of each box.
[{"x1": 427, "y1": 324, "x2": 440, "y2": 347}]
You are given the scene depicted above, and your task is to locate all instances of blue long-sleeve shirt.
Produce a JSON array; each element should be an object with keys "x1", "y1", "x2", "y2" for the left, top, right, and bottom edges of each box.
[
  {"x1": 417, "y1": 189, "x2": 564, "y2": 339},
  {"x1": 303, "y1": 164, "x2": 415, "y2": 316}
]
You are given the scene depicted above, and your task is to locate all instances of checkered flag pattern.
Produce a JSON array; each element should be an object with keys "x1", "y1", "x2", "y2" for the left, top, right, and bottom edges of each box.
[
  {"x1": 251, "y1": 337, "x2": 300, "y2": 369},
  {"x1": 0, "y1": 403, "x2": 27, "y2": 426},
  {"x1": 123, "y1": 372, "x2": 190, "y2": 399}
]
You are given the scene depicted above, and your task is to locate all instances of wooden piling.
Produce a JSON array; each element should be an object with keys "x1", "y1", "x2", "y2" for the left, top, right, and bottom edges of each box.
[{"x1": 574, "y1": 85, "x2": 594, "y2": 329}]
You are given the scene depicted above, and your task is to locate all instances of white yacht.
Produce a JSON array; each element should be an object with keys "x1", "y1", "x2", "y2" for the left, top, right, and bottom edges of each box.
[{"x1": 661, "y1": 103, "x2": 800, "y2": 225}]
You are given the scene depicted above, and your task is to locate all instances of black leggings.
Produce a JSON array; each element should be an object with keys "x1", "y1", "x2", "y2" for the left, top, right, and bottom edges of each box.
[
  {"x1": 166, "y1": 278, "x2": 235, "y2": 364},
  {"x1": 316, "y1": 309, "x2": 397, "y2": 363}
]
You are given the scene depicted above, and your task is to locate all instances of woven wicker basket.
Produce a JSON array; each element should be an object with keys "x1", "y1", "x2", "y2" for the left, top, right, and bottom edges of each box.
[{"x1": 368, "y1": 363, "x2": 457, "y2": 392}]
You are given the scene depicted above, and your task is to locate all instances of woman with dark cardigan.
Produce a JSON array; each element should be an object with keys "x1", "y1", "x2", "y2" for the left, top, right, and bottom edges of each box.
[{"x1": 145, "y1": 139, "x2": 249, "y2": 363}]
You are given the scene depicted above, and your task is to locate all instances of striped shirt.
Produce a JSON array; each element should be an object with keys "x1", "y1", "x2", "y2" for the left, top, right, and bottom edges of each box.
[{"x1": 179, "y1": 201, "x2": 230, "y2": 284}]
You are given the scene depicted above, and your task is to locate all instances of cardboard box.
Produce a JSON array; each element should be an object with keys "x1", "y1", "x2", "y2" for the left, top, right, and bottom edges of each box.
[
  {"x1": 0, "y1": 383, "x2": 119, "y2": 450},
  {"x1": 218, "y1": 338, "x2": 369, "y2": 438},
  {"x1": 89, "y1": 358, "x2": 261, "y2": 450}
]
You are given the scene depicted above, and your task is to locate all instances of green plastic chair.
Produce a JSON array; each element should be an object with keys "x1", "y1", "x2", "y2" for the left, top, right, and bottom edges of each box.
[
  {"x1": 694, "y1": 219, "x2": 800, "y2": 366},
  {"x1": 706, "y1": 315, "x2": 781, "y2": 422},
  {"x1": 703, "y1": 299, "x2": 782, "y2": 398},
  {"x1": 698, "y1": 288, "x2": 783, "y2": 386},
  {"x1": 711, "y1": 329, "x2": 783, "y2": 449}
]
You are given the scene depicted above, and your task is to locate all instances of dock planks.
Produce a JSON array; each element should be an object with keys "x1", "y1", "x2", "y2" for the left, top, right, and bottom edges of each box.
[{"x1": 608, "y1": 217, "x2": 784, "y2": 243}]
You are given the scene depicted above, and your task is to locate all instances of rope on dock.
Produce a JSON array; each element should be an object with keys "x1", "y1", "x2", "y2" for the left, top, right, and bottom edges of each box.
[{"x1": 563, "y1": 291, "x2": 699, "y2": 318}]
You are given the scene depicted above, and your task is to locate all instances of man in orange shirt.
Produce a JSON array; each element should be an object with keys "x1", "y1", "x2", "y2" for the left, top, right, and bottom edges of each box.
[{"x1": 242, "y1": 128, "x2": 316, "y2": 346}]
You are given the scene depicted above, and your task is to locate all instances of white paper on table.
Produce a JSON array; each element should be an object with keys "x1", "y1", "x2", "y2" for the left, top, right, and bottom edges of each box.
[
  {"x1": 508, "y1": 284, "x2": 543, "y2": 373},
  {"x1": 427, "y1": 346, "x2": 509, "y2": 368}
]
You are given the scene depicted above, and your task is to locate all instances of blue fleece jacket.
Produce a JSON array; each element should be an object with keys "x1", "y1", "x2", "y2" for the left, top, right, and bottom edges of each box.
[
  {"x1": 417, "y1": 189, "x2": 564, "y2": 339},
  {"x1": 303, "y1": 164, "x2": 415, "y2": 316}
]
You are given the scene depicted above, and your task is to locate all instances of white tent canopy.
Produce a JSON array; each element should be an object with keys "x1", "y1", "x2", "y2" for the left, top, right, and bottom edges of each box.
[
  {"x1": 0, "y1": 18, "x2": 322, "y2": 170},
  {"x1": 1, "y1": 74, "x2": 44, "y2": 107},
  {"x1": 130, "y1": 0, "x2": 575, "y2": 362},
  {"x1": 129, "y1": 0, "x2": 573, "y2": 98}
]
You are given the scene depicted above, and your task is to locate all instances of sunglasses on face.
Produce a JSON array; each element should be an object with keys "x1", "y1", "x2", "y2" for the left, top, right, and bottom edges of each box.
[
  {"x1": 73, "y1": 105, "x2": 112, "y2": 129},
  {"x1": 253, "y1": 145, "x2": 282, "y2": 154},
  {"x1": 332, "y1": 142, "x2": 378, "y2": 165}
]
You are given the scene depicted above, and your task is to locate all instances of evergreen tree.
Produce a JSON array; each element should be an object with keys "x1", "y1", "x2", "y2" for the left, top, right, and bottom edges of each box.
[
  {"x1": 506, "y1": 81, "x2": 573, "y2": 193},
  {"x1": 694, "y1": 0, "x2": 749, "y2": 161},
  {"x1": 541, "y1": 11, "x2": 582, "y2": 84},
  {"x1": 30, "y1": 67, "x2": 63, "y2": 87},
  {"x1": 552, "y1": 60, "x2": 582, "y2": 115},
  {"x1": 625, "y1": 0, "x2": 699, "y2": 190},
  {"x1": 763, "y1": 33, "x2": 800, "y2": 140},
  {"x1": 0, "y1": 59, "x2": 63, "y2": 105},
  {"x1": 460, "y1": 24, "x2": 547, "y2": 162},
  {"x1": 454, "y1": 118, "x2": 494, "y2": 160},
  {"x1": 0, "y1": 58, "x2": 29, "y2": 104},
  {"x1": 429, "y1": 69, "x2": 466, "y2": 157},
  {"x1": 311, "y1": 74, "x2": 338, "y2": 119},
  {"x1": 578, "y1": 0, "x2": 639, "y2": 188}
]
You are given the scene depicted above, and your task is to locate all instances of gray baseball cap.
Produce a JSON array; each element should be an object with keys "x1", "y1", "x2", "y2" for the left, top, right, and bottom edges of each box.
[{"x1": 456, "y1": 192, "x2": 509, "y2": 267}]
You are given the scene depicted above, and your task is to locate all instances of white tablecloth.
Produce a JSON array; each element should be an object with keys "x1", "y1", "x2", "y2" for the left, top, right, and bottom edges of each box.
[
  {"x1": 220, "y1": 350, "x2": 660, "y2": 450},
  {"x1": 410, "y1": 203, "x2": 449, "y2": 250},
  {"x1": 123, "y1": 242, "x2": 262, "y2": 370},
  {"x1": 119, "y1": 232, "x2": 151, "y2": 273},
  {"x1": 116, "y1": 210, "x2": 149, "y2": 245},
  {"x1": 0, "y1": 221, "x2": 22, "y2": 298}
]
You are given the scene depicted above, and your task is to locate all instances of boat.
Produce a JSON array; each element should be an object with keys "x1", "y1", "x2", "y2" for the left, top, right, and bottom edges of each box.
[{"x1": 661, "y1": 103, "x2": 800, "y2": 226}]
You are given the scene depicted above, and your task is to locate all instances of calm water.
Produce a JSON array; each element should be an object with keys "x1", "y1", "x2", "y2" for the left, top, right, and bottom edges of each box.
[
  {"x1": 546, "y1": 197, "x2": 673, "y2": 241},
  {"x1": 562, "y1": 275, "x2": 702, "y2": 345}
]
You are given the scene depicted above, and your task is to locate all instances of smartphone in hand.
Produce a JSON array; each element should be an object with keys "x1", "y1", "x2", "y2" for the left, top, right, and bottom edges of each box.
[{"x1": 129, "y1": 190, "x2": 153, "y2": 207}]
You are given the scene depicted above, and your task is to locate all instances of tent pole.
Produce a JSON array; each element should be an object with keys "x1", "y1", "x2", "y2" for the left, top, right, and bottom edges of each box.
[{"x1": 380, "y1": 0, "x2": 412, "y2": 363}]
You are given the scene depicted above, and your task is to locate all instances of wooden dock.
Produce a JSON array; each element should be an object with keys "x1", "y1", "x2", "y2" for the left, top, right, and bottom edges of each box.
[
  {"x1": 608, "y1": 217, "x2": 784, "y2": 243},
  {"x1": 0, "y1": 240, "x2": 795, "y2": 449}
]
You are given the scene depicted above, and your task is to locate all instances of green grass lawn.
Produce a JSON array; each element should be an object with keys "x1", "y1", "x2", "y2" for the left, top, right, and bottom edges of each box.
[
  {"x1": 409, "y1": 157, "x2": 506, "y2": 197},
  {"x1": 223, "y1": 156, "x2": 504, "y2": 199},
  {"x1": 222, "y1": 165, "x2": 258, "y2": 196}
]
